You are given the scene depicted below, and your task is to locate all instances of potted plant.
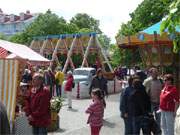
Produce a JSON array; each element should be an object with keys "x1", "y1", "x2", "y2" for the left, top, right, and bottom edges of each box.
[{"x1": 48, "y1": 96, "x2": 64, "y2": 132}]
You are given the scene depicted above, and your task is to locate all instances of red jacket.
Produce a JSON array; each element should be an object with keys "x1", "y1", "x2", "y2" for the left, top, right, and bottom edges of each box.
[
  {"x1": 160, "y1": 85, "x2": 179, "y2": 112},
  {"x1": 64, "y1": 75, "x2": 74, "y2": 92},
  {"x1": 25, "y1": 87, "x2": 51, "y2": 127}
]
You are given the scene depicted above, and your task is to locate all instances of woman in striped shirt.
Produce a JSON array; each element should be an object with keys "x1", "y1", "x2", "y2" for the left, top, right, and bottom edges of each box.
[{"x1": 86, "y1": 88, "x2": 105, "y2": 135}]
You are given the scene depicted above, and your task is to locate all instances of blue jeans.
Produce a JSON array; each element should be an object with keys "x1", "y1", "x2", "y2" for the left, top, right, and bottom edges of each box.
[
  {"x1": 132, "y1": 116, "x2": 151, "y2": 135},
  {"x1": 32, "y1": 126, "x2": 47, "y2": 135},
  {"x1": 56, "y1": 84, "x2": 61, "y2": 96},
  {"x1": 151, "y1": 102, "x2": 161, "y2": 127},
  {"x1": 161, "y1": 111, "x2": 175, "y2": 135},
  {"x1": 123, "y1": 117, "x2": 133, "y2": 135}
]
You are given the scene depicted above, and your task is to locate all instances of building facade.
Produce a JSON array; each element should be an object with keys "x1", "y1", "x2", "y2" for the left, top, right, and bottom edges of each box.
[{"x1": 0, "y1": 9, "x2": 38, "y2": 36}]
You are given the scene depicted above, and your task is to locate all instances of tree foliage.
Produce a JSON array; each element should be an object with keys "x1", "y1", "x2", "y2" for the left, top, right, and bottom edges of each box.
[
  {"x1": 115, "y1": 0, "x2": 173, "y2": 67},
  {"x1": 10, "y1": 10, "x2": 79, "y2": 44},
  {"x1": 160, "y1": 0, "x2": 180, "y2": 53},
  {"x1": 70, "y1": 13, "x2": 102, "y2": 33},
  {"x1": 117, "y1": 0, "x2": 172, "y2": 37}
]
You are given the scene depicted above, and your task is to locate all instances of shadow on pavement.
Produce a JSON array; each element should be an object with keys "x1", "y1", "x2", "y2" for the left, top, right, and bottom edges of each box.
[
  {"x1": 103, "y1": 120, "x2": 116, "y2": 128},
  {"x1": 68, "y1": 108, "x2": 78, "y2": 112}
]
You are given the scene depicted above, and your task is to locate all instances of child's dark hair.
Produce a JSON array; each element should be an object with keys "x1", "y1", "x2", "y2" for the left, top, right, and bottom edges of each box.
[{"x1": 91, "y1": 88, "x2": 103, "y2": 100}]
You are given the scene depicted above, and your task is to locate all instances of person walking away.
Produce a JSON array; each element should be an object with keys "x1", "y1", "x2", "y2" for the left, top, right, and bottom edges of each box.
[
  {"x1": 22, "y1": 69, "x2": 32, "y2": 84},
  {"x1": 120, "y1": 76, "x2": 134, "y2": 135},
  {"x1": 44, "y1": 68, "x2": 55, "y2": 97},
  {"x1": 86, "y1": 88, "x2": 105, "y2": 135},
  {"x1": 90, "y1": 68, "x2": 108, "y2": 107},
  {"x1": 159, "y1": 74, "x2": 179, "y2": 135},
  {"x1": 64, "y1": 71, "x2": 74, "y2": 108},
  {"x1": 143, "y1": 67, "x2": 163, "y2": 126},
  {"x1": 129, "y1": 79, "x2": 151, "y2": 135},
  {"x1": 55, "y1": 67, "x2": 64, "y2": 97},
  {"x1": 0, "y1": 101, "x2": 10, "y2": 134},
  {"x1": 25, "y1": 73, "x2": 51, "y2": 135}
]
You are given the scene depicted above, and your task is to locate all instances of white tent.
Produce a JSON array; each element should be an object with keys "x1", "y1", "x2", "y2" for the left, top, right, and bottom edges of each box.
[{"x1": 0, "y1": 39, "x2": 50, "y2": 64}]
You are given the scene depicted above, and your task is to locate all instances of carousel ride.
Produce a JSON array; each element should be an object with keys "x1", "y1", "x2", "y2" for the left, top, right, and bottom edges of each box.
[
  {"x1": 116, "y1": 21, "x2": 180, "y2": 89},
  {"x1": 30, "y1": 32, "x2": 113, "y2": 75}
]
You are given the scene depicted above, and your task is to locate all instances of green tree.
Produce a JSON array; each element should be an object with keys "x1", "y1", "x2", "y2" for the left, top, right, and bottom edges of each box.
[
  {"x1": 70, "y1": 13, "x2": 101, "y2": 33},
  {"x1": 117, "y1": 0, "x2": 172, "y2": 37},
  {"x1": 10, "y1": 10, "x2": 78, "y2": 44},
  {"x1": 115, "y1": 0, "x2": 173, "y2": 67},
  {"x1": 98, "y1": 34, "x2": 111, "y2": 50},
  {"x1": 160, "y1": 0, "x2": 180, "y2": 52},
  {"x1": 0, "y1": 33, "x2": 8, "y2": 40}
]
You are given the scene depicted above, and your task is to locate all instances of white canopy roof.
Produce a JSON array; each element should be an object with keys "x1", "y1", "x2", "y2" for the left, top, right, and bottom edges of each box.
[{"x1": 0, "y1": 39, "x2": 49, "y2": 62}]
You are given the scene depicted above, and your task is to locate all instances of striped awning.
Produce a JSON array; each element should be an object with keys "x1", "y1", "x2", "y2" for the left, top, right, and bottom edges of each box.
[{"x1": 0, "y1": 59, "x2": 19, "y2": 123}]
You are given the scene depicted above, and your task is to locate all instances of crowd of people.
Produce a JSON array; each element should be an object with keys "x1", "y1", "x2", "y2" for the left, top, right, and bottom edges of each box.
[
  {"x1": 14, "y1": 66, "x2": 74, "y2": 134},
  {"x1": 120, "y1": 67, "x2": 179, "y2": 135},
  {"x1": 1, "y1": 65, "x2": 179, "y2": 135}
]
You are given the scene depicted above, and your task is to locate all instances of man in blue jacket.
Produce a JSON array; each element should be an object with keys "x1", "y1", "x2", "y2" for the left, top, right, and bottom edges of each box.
[{"x1": 120, "y1": 76, "x2": 134, "y2": 135}]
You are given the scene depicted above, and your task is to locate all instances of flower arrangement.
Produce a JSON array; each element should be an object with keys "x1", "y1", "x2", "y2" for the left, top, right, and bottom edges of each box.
[{"x1": 50, "y1": 96, "x2": 64, "y2": 113}]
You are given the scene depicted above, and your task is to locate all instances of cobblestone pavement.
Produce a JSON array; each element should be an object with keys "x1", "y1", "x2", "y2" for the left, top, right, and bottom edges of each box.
[{"x1": 49, "y1": 93, "x2": 124, "y2": 135}]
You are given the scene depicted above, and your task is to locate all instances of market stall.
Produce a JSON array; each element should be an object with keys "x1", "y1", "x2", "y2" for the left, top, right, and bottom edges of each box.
[{"x1": 0, "y1": 40, "x2": 51, "y2": 133}]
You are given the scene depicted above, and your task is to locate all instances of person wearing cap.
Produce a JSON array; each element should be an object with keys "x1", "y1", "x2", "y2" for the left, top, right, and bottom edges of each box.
[
  {"x1": 64, "y1": 71, "x2": 74, "y2": 109},
  {"x1": 55, "y1": 67, "x2": 64, "y2": 96},
  {"x1": 24, "y1": 73, "x2": 51, "y2": 135}
]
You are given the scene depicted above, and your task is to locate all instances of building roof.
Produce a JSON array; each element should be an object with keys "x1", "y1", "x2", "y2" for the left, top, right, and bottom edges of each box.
[
  {"x1": 0, "y1": 39, "x2": 50, "y2": 63},
  {"x1": 0, "y1": 9, "x2": 37, "y2": 24}
]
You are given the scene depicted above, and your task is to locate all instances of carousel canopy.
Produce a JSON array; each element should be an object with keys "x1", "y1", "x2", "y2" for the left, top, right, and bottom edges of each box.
[
  {"x1": 117, "y1": 21, "x2": 180, "y2": 47},
  {"x1": 142, "y1": 21, "x2": 180, "y2": 34},
  {"x1": 0, "y1": 39, "x2": 49, "y2": 62}
]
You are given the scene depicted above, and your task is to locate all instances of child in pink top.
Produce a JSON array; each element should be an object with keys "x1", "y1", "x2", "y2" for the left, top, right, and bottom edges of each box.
[{"x1": 86, "y1": 88, "x2": 104, "y2": 135}]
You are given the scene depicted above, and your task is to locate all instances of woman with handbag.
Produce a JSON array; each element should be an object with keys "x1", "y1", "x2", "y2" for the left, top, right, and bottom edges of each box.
[{"x1": 160, "y1": 74, "x2": 179, "y2": 135}]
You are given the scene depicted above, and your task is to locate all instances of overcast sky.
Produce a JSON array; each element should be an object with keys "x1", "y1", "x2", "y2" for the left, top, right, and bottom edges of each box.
[{"x1": 0, "y1": 0, "x2": 143, "y2": 43}]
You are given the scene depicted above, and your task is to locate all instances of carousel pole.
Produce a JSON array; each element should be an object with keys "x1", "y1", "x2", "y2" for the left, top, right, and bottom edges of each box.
[
  {"x1": 40, "y1": 37, "x2": 49, "y2": 56},
  {"x1": 81, "y1": 35, "x2": 93, "y2": 67},
  {"x1": 79, "y1": 37, "x2": 88, "y2": 67},
  {"x1": 52, "y1": 38, "x2": 62, "y2": 61},
  {"x1": 63, "y1": 38, "x2": 75, "y2": 70},
  {"x1": 95, "y1": 36, "x2": 113, "y2": 72},
  {"x1": 29, "y1": 39, "x2": 35, "y2": 49},
  {"x1": 62, "y1": 36, "x2": 77, "y2": 73}
]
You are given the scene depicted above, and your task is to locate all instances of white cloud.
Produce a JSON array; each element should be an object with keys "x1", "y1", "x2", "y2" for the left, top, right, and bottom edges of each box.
[{"x1": 0, "y1": 0, "x2": 143, "y2": 43}]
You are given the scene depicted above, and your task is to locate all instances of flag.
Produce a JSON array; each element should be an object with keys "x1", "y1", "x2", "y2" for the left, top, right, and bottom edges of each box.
[{"x1": 0, "y1": 47, "x2": 7, "y2": 58}]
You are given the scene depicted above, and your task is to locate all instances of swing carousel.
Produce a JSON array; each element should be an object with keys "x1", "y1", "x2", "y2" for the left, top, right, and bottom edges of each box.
[{"x1": 30, "y1": 32, "x2": 113, "y2": 76}]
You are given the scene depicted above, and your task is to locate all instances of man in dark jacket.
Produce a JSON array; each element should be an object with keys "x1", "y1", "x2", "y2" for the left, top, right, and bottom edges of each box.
[
  {"x1": 120, "y1": 76, "x2": 134, "y2": 135},
  {"x1": 89, "y1": 68, "x2": 108, "y2": 97},
  {"x1": 129, "y1": 79, "x2": 151, "y2": 135},
  {"x1": 0, "y1": 101, "x2": 10, "y2": 134}
]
